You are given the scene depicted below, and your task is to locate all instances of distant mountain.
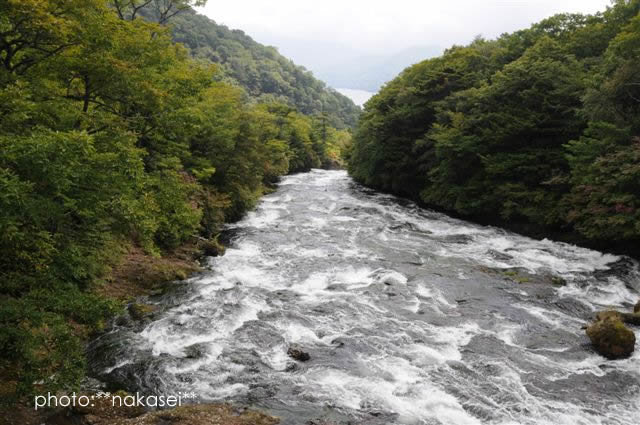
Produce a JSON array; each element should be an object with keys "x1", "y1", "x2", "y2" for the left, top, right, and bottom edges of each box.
[
  {"x1": 259, "y1": 39, "x2": 442, "y2": 92},
  {"x1": 156, "y1": 9, "x2": 361, "y2": 128},
  {"x1": 320, "y1": 46, "x2": 444, "y2": 92}
]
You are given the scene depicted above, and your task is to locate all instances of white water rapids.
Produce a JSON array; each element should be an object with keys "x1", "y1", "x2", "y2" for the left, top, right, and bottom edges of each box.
[{"x1": 90, "y1": 170, "x2": 640, "y2": 425}]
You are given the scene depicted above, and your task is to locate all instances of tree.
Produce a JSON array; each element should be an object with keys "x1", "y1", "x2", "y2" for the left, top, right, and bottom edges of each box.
[
  {"x1": 110, "y1": 0, "x2": 208, "y2": 24},
  {"x1": 349, "y1": 43, "x2": 498, "y2": 197},
  {"x1": 563, "y1": 13, "x2": 640, "y2": 241},
  {"x1": 0, "y1": 0, "x2": 101, "y2": 74},
  {"x1": 166, "y1": 8, "x2": 361, "y2": 128},
  {"x1": 0, "y1": 0, "x2": 354, "y2": 399},
  {"x1": 111, "y1": 0, "x2": 153, "y2": 21},
  {"x1": 348, "y1": 1, "x2": 640, "y2": 250},
  {"x1": 153, "y1": 0, "x2": 208, "y2": 24}
]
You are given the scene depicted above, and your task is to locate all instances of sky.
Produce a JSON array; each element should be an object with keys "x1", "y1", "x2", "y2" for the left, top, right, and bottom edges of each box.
[
  {"x1": 198, "y1": 0, "x2": 611, "y2": 52},
  {"x1": 197, "y1": 0, "x2": 612, "y2": 95}
]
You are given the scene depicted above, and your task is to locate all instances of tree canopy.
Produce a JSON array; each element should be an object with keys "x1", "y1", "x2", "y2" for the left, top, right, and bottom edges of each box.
[
  {"x1": 161, "y1": 7, "x2": 361, "y2": 129},
  {"x1": 0, "y1": 0, "x2": 352, "y2": 400},
  {"x1": 348, "y1": 0, "x2": 640, "y2": 254}
]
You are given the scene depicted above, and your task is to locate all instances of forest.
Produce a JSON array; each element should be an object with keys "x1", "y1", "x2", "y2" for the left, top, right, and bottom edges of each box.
[
  {"x1": 348, "y1": 0, "x2": 640, "y2": 255},
  {"x1": 160, "y1": 7, "x2": 361, "y2": 129},
  {"x1": 0, "y1": 0, "x2": 353, "y2": 401}
]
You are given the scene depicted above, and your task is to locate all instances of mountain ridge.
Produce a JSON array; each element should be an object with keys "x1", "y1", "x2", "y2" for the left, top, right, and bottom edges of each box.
[{"x1": 160, "y1": 8, "x2": 361, "y2": 128}]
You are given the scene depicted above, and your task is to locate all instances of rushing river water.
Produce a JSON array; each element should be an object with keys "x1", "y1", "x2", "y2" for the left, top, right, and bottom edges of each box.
[{"x1": 90, "y1": 170, "x2": 640, "y2": 425}]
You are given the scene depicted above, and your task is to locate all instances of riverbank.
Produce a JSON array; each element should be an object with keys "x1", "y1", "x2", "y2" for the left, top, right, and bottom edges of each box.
[
  {"x1": 5, "y1": 399, "x2": 279, "y2": 425},
  {"x1": 99, "y1": 243, "x2": 203, "y2": 301},
  {"x1": 353, "y1": 182, "x2": 640, "y2": 261},
  {"x1": 0, "y1": 237, "x2": 219, "y2": 423}
]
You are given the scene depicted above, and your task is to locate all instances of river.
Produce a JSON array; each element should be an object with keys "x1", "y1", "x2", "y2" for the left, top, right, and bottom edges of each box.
[
  {"x1": 89, "y1": 169, "x2": 640, "y2": 425},
  {"x1": 336, "y1": 88, "x2": 376, "y2": 107}
]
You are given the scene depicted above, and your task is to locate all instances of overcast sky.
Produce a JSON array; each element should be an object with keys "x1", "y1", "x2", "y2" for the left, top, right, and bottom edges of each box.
[
  {"x1": 198, "y1": 0, "x2": 611, "y2": 53},
  {"x1": 197, "y1": 0, "x2": 612, "y2": 95}
]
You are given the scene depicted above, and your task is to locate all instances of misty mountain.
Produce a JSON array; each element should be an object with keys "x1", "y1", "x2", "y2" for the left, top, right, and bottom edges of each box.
[
  {"x1": 261, "y1": 39, "x2": 442, "y2": 92},
  {"x1": 146, "y1": 8, "x2": 362, "y2": 128}
]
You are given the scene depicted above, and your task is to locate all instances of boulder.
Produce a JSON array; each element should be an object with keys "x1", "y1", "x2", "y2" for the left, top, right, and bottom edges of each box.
[
  {"x1": 595, "y1": 310, "x2": 623, "y2": 321},
  {"x1": 128, "y1": 303, "x2": 156, "y2": 321},
  {"x1": 586, "y1": 315, "x2": 635, "y2": 359},
  {"x1": 635, "y1": 300, "x2": 640, "y2": 314},
  {"x1": 184, "y1": 343, "x2": 208, "y2": 359},
  {"x1": 287, "y1": 345, "x2": 310, "y2": 362},
  {"x1": 200, "y1": 238, "x2": 225, "y2": 257},
  {"x1": 595, "y1": 310, "x2": 640, "y2": 326},
  {"x1": 622, "y1": 312, "x2": 640, "y2": 326}
]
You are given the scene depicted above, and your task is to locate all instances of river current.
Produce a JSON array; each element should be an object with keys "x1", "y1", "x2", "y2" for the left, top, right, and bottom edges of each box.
[{"x1": 89, "y1": 170, "x2": 640, "y2": 425}]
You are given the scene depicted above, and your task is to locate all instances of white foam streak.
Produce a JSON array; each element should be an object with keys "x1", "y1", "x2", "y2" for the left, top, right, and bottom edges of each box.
[{"x1": 305, "y1": 364, "x2": 482, "y2": 425}]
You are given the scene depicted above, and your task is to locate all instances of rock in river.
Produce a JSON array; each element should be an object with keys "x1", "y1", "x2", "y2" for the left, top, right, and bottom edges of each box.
[
  {"x1": 595, "y1": 310, "x2": 640, "y2": 326},
  {"x1": 586, "y1": 314, "x2": 636, "y2": 359},
  {"x1": 287, "y1": 345, "x2": 310, "y2": 362}
]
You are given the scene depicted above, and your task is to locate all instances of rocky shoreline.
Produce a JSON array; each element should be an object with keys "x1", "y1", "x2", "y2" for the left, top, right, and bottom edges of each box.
[{"x1": 33, "y1": 398, "x2": 279, "y2": 425}]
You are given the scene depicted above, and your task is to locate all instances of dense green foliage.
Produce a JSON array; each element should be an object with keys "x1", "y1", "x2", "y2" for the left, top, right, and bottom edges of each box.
[
  {"x1": 158, "y1": 7, "x2": 361, "y2": 129},
  {"x1": 0, "y1": 0, "x2": 350, "y2": 399},
  {"x1": 349, "y1": 0, "x2": 640, "y2": 251}
]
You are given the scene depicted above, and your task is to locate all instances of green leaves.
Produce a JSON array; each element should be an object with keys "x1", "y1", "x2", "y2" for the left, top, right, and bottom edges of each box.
[
  {"x1": 1, "y1": 0, "x2": 350, "y2": 398},
  {"x1": 0, "y1": 129, "x2": 144, "y2": 291},
  {"x1": 565, "y1": 124, "x2": 640, "y2": 239},
  {"x1": 348, "y1": 0, "x2": 640, "y2": 247},
  {"x1": 166, "y1": 7, "x2": 360, "y2": 129},
  {"x1": 0, "y1": 0, "x2": 100, "y2": 75},
  {"x1": 148, "y1": 170, "x2": 202, "y2": 250}
]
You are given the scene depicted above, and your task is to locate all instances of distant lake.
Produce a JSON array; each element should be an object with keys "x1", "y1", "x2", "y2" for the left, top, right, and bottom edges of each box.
[{"x1": 336, "y1": 88, "x2": 376, "y2": 107}]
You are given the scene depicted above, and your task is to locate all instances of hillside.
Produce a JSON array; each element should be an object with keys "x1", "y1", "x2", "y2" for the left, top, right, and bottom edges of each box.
[
  {"x1": 348, "y1": 0, "x2": 640, "y2": 256},
  {"x1": 162, "y1": 8, "x2": 361, "y2": 129}
]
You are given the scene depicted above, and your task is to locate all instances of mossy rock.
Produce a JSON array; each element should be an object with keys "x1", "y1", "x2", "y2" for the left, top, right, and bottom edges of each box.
[
  {"x1": 622, "y1": 312, "x2": 640, "y2": 326},
  {"x1": 149, "y1": 404, "x2": 279, "y2": 425},
  {"x1": 492, "y1": 267, "x2": 562, "y2": 286},
  {"x1": 151, "y1": 264, "x2": 190, "y2": 283},
  {"x1": 586, "y1": 316, "x2": 635, "y2": 359},
  {"x1": 173, "y1": 268, "x2": 189, "y2": 281},
  {"x1": 595, "y1": 310, "x2": 640, "y2": 326},
  {"x1": 595, "y1": 310, "x2": 624, "y2": 322},
  {"x1": 200, "y1": 238, "x2": 226, "y2": 257},
  {"x1": 500, "y1": 269, "x2": 530, "y2": 284},
  {"x1": 62, "y1": 402, "x2": 278, "y2": 425},
  {"x1": 128, "y1": 303, "x2": 156, "y2": 321},
  {"x1": 131, "y1": 263, "x2": 193, "y2": 290},
  {"x1": 635, "y1": 300, "x2": 640, "y2": 314}
]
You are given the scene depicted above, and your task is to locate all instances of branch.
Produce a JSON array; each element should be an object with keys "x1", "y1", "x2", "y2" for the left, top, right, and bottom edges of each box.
[
  {"x1": 624, "y1": 83, "x2": 640, "y2": 104},
  {"x1": 131, "y1": 0, "x2": 154, "y2": 20}
]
